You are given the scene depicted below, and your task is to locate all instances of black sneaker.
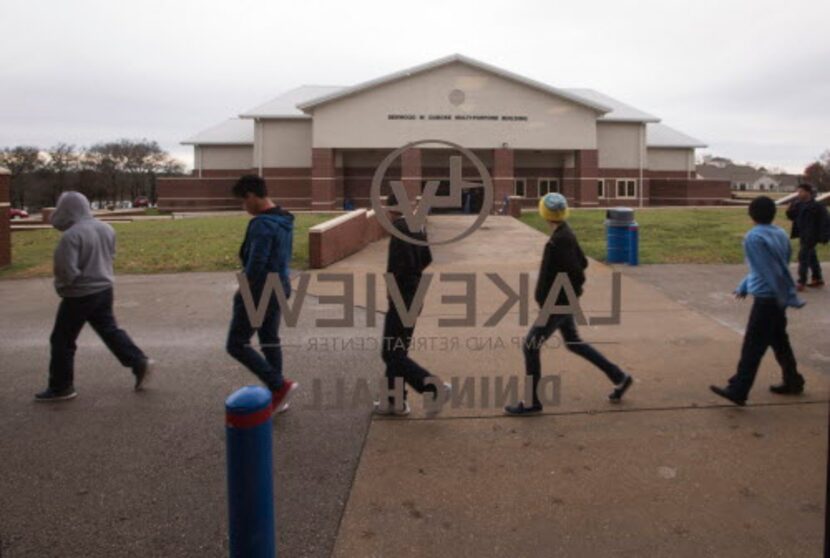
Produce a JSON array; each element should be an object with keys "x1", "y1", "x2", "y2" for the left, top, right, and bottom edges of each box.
[
  {"x1": 769, "y1": 382, "x2": 804, "y2": 395},
  {"x1": 709, "y1": 385, "x2": 746, "y2": 407},
  {"x1": 133, "y1": 358, "x2": 155, "y2": 391},
  {"x1": 35, "y1": 387, "x2": 78, "y2": 402},
  {"x1": 504, "y1": 401, "x2": 543, "y2": 416},
  {"x1": 609, "y1": 374, "x2": 633, "y2": 403}
]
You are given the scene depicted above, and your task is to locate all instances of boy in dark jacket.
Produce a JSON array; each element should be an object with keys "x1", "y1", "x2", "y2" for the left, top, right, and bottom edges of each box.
[
  {"x1": 226, "y1": 175, "x2": 298, "y2": 414},
  {"x1": 505, "y1": 193, "x2": 632, "y2": 415},
  {"x1": 36, "y1": 191, "x2": 152, "y2": 402},
  {"x1": 375, "y1": 192, "x2": 450, "y2": 416},
  {"x1": 787, "y1": 183, "x2": 825, "y2": 290},
  {"x1": 711, "y1": 196, "x2": 806, "y2": 405}
]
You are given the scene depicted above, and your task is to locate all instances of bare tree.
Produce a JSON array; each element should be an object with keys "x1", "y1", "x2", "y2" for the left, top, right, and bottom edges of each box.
[
  {"x1": 804, "y1": 150, "x2": 830, "y2": 193},
  {"x1": 45, "y1": 143, "x2": 80, "y2": 205},
  {"x1": 0, "y1": 146, "x2": 45, "y2": 209},
  {"x1": 1, "y1": 140, "x2": 185, "y2": 210}
]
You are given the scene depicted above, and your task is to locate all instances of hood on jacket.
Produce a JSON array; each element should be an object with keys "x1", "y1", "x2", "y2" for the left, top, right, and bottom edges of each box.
[
  {"x1": 257, "y1": 208, "x2": 295, "y2": 232},
  {"x1": 51, "y1": 191, "x2": 94, "y2": 231}
]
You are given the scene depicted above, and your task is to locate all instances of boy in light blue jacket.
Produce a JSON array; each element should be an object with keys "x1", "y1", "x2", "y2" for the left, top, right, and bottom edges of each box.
[{"x1": 710, "y1": 196, "x2": 805, "y2": 406}]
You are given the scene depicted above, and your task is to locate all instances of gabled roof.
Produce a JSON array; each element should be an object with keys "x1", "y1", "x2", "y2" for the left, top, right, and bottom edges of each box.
[
  {"x1": 697, "y1": 163, "x2": 761, "y2": 181},
  {"x1": 295, "y1": 54, "x2": 612, "y2": 114},
  {"x1": 564, "y1": 88, "x2": 660, "y2": 123},
  {"x1": 646, "y1": 123, "x2": 707, "y2": 148},
  {"x1": 181, "y1": 118, "x2": 254, "y2": 146},
  {"x1": 240, "y1": 85, "x2": 345, "y2": 119}
]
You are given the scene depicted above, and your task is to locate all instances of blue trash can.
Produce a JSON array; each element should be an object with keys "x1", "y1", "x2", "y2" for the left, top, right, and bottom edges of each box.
[{"x1": 605, "y1": 208, "x2": 638, "y2": 264}]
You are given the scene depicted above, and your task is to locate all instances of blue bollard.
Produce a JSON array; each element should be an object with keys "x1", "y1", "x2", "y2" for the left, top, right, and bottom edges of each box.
[
  {"x1": 226, "y1": 386, "x2": 276, "y2": 558},
  {"x1": 628, "y1": 224, "x2": 639, "y2": 266}
]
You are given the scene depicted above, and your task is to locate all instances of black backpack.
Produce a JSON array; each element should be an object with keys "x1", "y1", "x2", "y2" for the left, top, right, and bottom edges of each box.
[{"x1": 819, "y1": 203, "x2": 830, "y2": 244}]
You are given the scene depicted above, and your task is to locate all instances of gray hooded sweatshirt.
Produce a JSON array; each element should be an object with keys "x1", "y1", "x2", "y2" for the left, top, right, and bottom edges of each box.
[{"x1": 51, "y1": 192, "x2": 116, "y2": 298}]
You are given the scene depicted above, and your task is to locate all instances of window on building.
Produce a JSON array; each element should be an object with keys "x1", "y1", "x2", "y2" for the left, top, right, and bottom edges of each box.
[
  {"x1": 538, "y1": 178, "x2": 560, "y2": 196},
  {"x1": 597, "y1": 179, "x2": 606, "y2": 199},
  {"x1": 514, "y1": 178, "x2": 526, "y2": 197},
  {"x1": 616, "y1": 179, "x2": 637, "y2": 199}
]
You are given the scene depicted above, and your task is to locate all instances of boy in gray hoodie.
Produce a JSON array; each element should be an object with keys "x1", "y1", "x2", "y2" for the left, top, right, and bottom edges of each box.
[{"x1": 35, "y1": 191, "x2": 152, "y2": 402}]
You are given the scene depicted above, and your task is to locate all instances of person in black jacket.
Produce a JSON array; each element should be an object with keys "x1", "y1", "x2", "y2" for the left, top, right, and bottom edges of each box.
[
  {"x1": 375, "y1": 192, "x2": 450, "y2": 416},
  {"x1": 505, "y1": 193, "x2": 633, "y2": 415},
  {"x1": 787, "y1": 183, "x2": 825, "y2": 290}
]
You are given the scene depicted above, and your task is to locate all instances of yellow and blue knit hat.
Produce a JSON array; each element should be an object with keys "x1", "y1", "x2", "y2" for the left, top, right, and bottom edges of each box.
[{"x1": 538, "y1": 192, "x2": 569, "y2": 222}]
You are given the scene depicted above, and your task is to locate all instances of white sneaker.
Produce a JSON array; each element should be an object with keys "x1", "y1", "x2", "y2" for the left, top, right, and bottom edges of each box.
[
  {"x1": 133, "y1": 359, "x2": 155, "y2": 391},
  {"x1": 372, "y1": 399, "x2": 411, "y2": 416},
  {"x1": 425, "y1": 382, "x2": 452, "y2": 418}
]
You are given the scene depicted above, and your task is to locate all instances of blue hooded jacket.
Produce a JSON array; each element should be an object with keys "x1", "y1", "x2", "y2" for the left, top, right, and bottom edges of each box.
[
  {"x1": 239, "y1": 207, "x2": 294, "y2": 299},
  {"x1": 736, "y1": 224, "x2": 804, "y2": 309}
]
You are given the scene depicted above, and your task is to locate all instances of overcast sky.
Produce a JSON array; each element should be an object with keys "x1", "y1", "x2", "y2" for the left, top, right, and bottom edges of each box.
[{"x1": 2, "y1": 0, "x2": 828, "y2": 173}]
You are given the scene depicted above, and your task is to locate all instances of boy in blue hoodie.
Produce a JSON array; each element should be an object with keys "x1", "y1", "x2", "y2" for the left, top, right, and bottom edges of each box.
[
  {"x1": 710, "y1": 196, "x2": 806, "y2": 406},
  {"x1": 226, "y1": 175, "x2": 298, "y2": 413}
]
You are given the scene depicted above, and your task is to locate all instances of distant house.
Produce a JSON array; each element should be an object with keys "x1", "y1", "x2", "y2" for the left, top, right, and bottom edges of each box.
[{"x1": 697, "y1": 161, "x2": 800, "y2": 192}]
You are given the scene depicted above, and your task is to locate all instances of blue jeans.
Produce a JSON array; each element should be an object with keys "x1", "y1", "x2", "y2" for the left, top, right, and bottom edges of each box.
[
  {"x1": 524, "y1": 313, "x2": 625, "y2": 404},
  {"x1": 226, "y1": 291, "x2": 284, "y2": 391},
  {"x1": 797, "y1": 244, "x2": 823, "y2": 284}
]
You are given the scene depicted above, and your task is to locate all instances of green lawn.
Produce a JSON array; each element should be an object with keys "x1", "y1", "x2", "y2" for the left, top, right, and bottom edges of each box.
[
  {"x1": 520, "y1": 207, "x2": 830, "y2": 264},
  {"x1": 0, "y1": 213, "x2": 334, "y2": 279}
]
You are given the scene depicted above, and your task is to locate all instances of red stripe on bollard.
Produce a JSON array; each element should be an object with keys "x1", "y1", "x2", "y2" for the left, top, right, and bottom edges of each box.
[{"x1": 226, "y1": 405, "x2": 272, "y2": 429}]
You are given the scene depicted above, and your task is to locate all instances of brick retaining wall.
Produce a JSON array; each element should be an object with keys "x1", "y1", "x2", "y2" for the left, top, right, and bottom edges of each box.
[{"x1": 309, "y1": 209, "x2": 388, "y2": 269}]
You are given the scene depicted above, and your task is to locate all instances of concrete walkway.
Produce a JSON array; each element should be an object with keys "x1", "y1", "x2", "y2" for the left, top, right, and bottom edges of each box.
[
  {"x1": 311, "y1": 215, "x2": 828, "y2": 557},
  {"x1": 1, "y1": 215, "x2": 826, "y2": 557}
]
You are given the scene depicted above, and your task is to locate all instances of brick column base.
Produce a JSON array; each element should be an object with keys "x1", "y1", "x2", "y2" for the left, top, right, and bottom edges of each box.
[
  {"x1": 493, "y1": 148, "x2": 514, "y2": 213},
  {"x1": 0, "y1": 169, "x2": 11, "y2": 268},
  {"x1": 572, "y1": 149, "x2": 599, "y2": 207},
  {"x1": 311, "y1": 148, "x2": 338, "y2": 211},
  {"x1": 400, "y1": 147, "x2": 422, "y2": 203}
]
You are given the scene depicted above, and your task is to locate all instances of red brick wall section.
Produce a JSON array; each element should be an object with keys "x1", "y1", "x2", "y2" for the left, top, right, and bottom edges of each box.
[
  {"x1": 649, "y1": 179, "x2": 731, "y2": 206},
  {"x1": 0, "y1": 169, "x2": 10, "y2": 268},
  {"x1": 507, "y1": 196, "x2": 523, "y2": 218},
  {"x1": 156, "y1": 176, "x2": 313, "y2": 211},
  {"x1": 493, "y1": 148, "x2": 514, "y2": 212},
  {"x1": 308, "y1": 209, "x2": 390, "y2": 269},
  {"x1": 197, "y1": 169, "x2": 257, "y2": 178}
]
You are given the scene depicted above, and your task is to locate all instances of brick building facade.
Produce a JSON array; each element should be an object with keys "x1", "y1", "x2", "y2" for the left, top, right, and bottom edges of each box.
[{"x1": 160, "y1": 54, "x2": 728, "y2": 212}]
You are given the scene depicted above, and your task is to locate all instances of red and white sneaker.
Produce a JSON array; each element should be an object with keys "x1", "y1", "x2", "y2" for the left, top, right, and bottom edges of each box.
[{"x1": 271, "y1": 380, "x2": 298, "y2": 414}]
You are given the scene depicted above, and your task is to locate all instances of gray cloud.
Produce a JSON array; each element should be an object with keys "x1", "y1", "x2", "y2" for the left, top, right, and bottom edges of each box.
[{"x1": 1, "y1": 0, "x2": 827, "y2": 172}]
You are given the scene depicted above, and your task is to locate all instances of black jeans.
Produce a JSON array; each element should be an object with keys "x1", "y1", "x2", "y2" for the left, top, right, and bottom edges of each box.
[
  {"x1": 226, "y1": 292, "x2": 284, "y2": 392},
  {"x1": 381, "y1": 297, "x2": 434, "y2": 399},
  {"x1": 524, "y1": 313, "x2": 625, "y2": 405},
  {"x1": 797, "y1": 244, "x2": 823, "y2": 284},
  {"x1": 728, "y1": 297, "x2": 803, "y2": 400},
  {"x1": 49, "y1": 288, "x2": 146, "y2": 391}
]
